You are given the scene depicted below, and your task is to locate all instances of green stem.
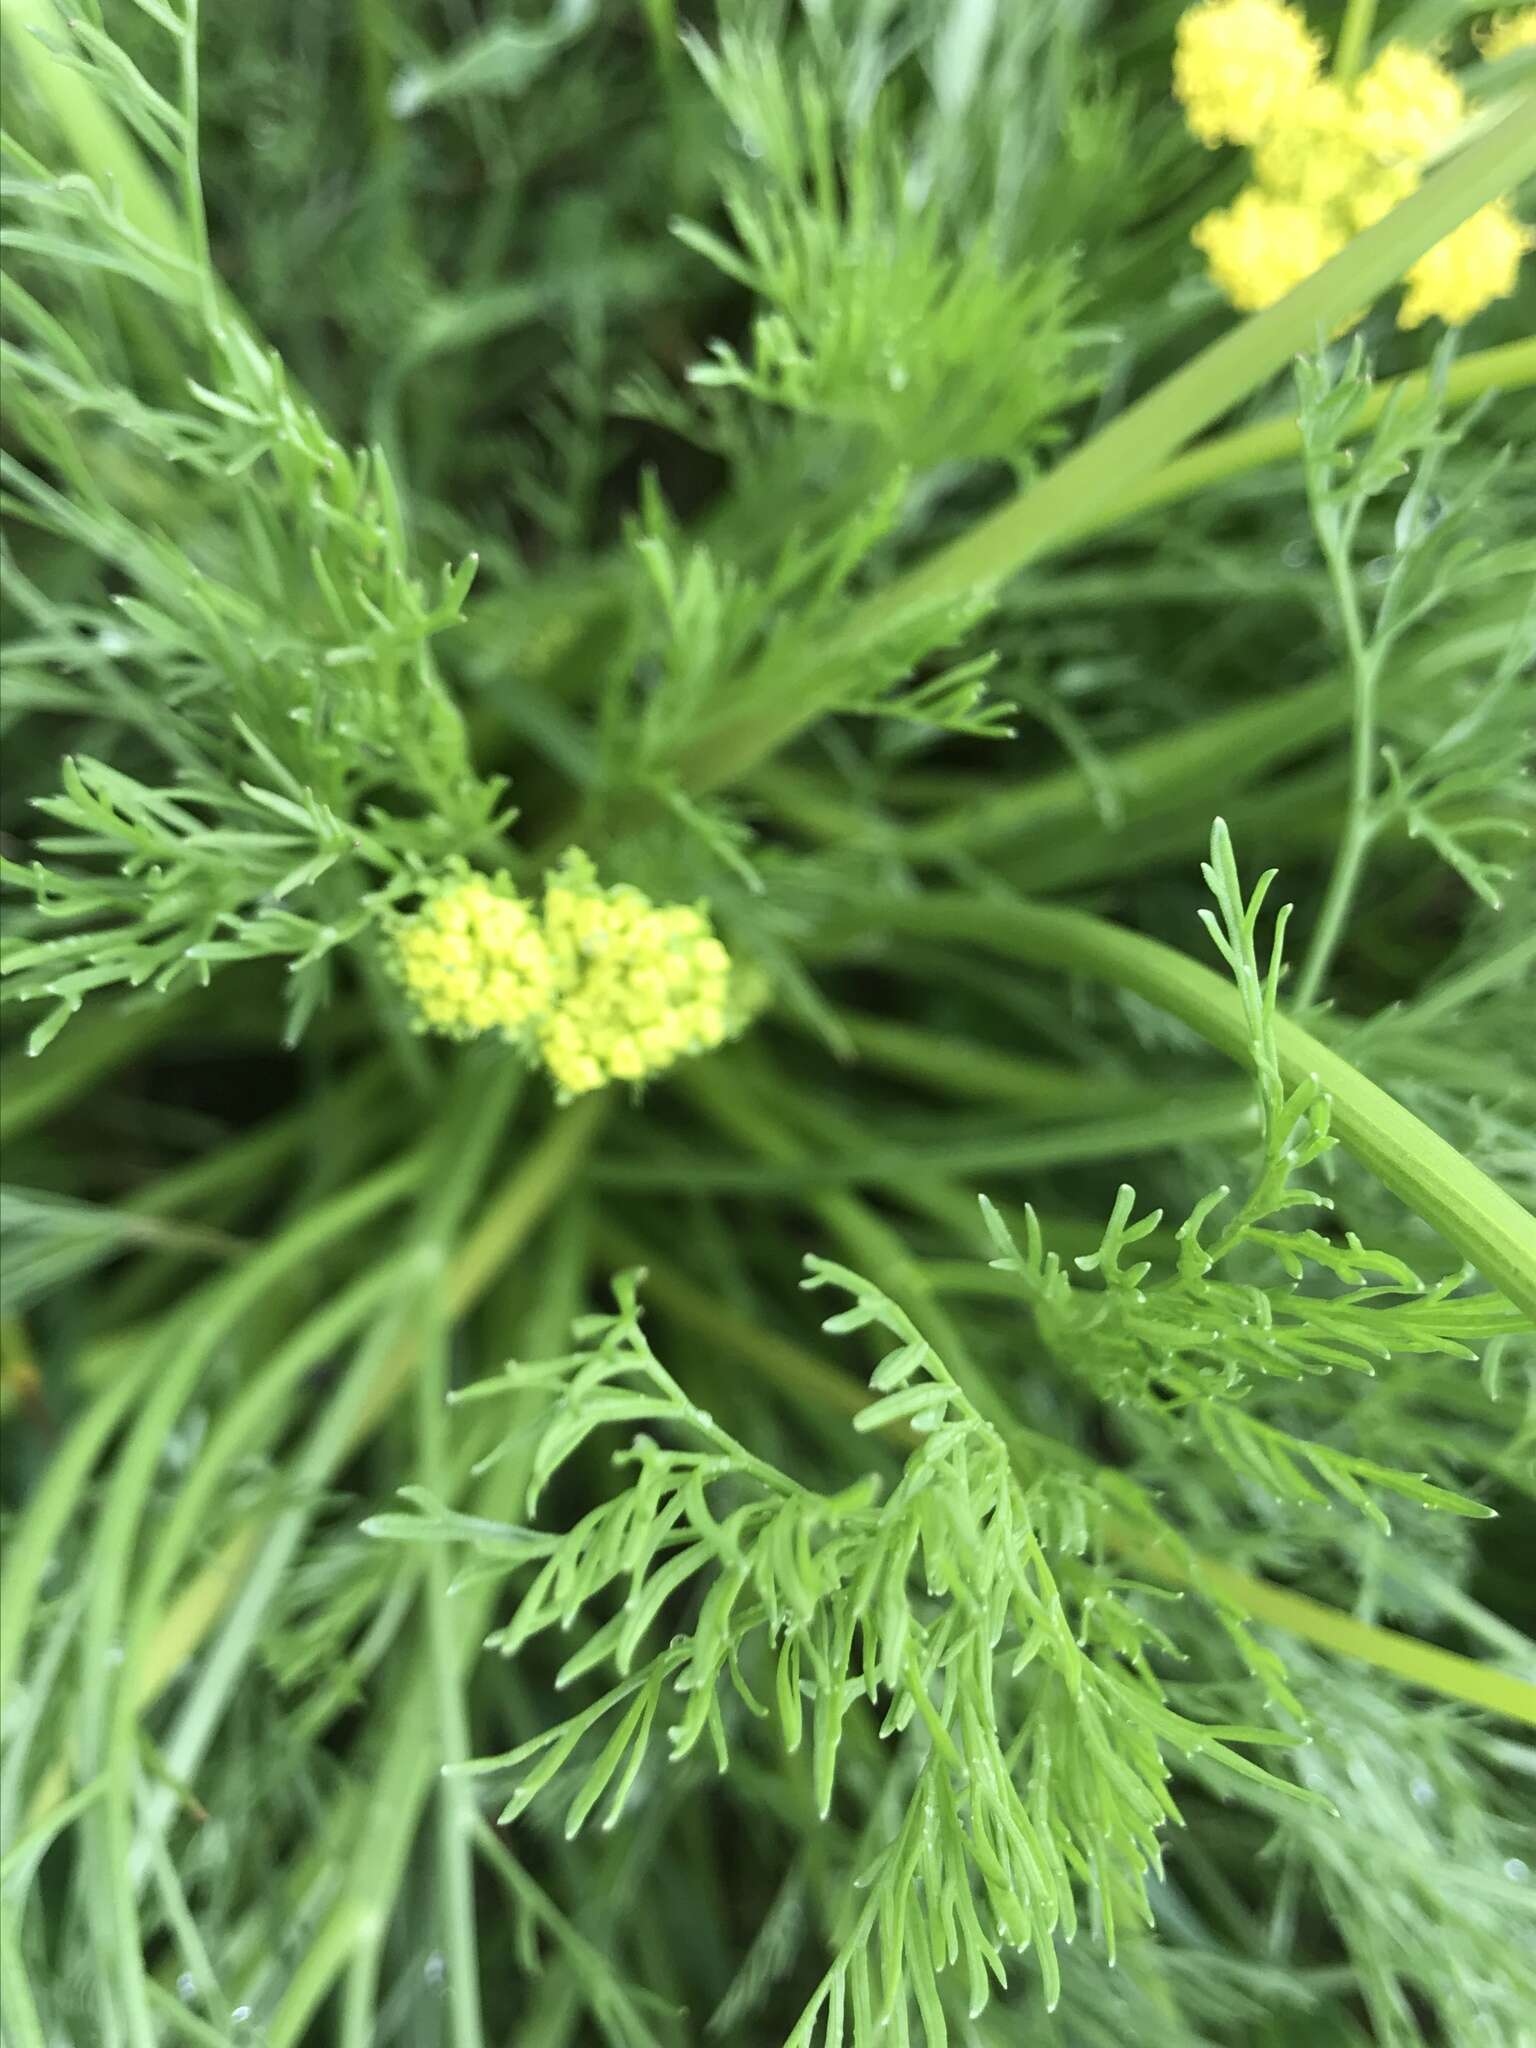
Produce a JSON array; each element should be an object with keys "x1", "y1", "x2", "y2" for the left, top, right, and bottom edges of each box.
[
  {"x1": 267, "y1": 1665, "x2": 433, "y2": 2048},
  {"x1": 832, "y1": 890, "x2": 1536, "y2": 1322},
  {"x1": 419, "y1": 1313, "x2": 487, "y2": 2048},
  {"x1": 0, "y1": 0, "x2": 187, "y2": 257},
  {"x1": 110, "y1": 1074, "x2": 511, "y2": 1866},
  {"x1": 447, "y1": 1095, "x2": 607, "y2": 1316},
  {"x1": 680, "y1": 102, "x2": 1536, "y2": 793},
  {"x1": 265, "y1": 1239, "x2": 593, "y2": 2048},
  {"x1": 1295, "y1": 518, "x2": 1382, "y2": 1007},
  {"x1": 0, "y1": 1354, "x2": 152, "y2": 1708},
  {"x1": 1057, "y1": 339, "x2": 1536, "y2": 551},
  {"x1": 1186, "y1": 1559, "x2": 1535, "y2": 1726},
  {"x1": 849, "y1": 105, "x2": 1536, "y2": 626},
  {"x1": 144, "y1": 1983, "x2": 239, "y2": 2048},
  {"x1": 597, "y1": 1091, "x2": 1255, "y2": 1192},
  {"x1": 177, "y1": 0, "x2": 211, "y2": 304},
  {"x1": 797, "y1": 1009, "x2": 1171, "y2": 1118},
  {"x1": 30, "y1": 1091, "x2": 603, "y2": 1842},
  {"x1": 0, "y1": 1903, "x2": 47, "y2": 2048},
  {"x1": 354, "y1": 0, "x2": 399, "y2": 158},
  {"x1": 1333, "y1": 0, "x2": 1380, "y2": 82},
  {"x1": 406, "y1": 1068, "x2": 529, "y2": 2048},
  {"x1": 70, "y1": 1159, "x2": 419, "y2": 2040},
  {"x1": 1073, "y1": 344, "x2": 1536, "y2": 552}
]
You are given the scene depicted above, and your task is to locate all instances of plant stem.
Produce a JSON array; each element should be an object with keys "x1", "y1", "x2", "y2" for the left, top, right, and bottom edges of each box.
[
  {"x1": 1333, "y1": 0, "x2": 1379, "y2": 82},
  {"x1": 847, "y1": 104, "x2": 1536, "y2": 627},
  {"x1": 446, "y1": 1095, "x2": 607, "y2": 1316},
  {"x1": 1295, "y1": 517, "x2": 1382, "y2": 1007},
  {"x1": 793, "y1": 1009, "x2": 1175, "y2": 1117},
  {"x1": 264, "y1": 1241, "x2": 593, "y2": 2048},
  {"x1": 354, "y1": 0, "x2": 399, "y2": 160},
  {"x1": 16, "y1": 1092, "x2": 606, "y2": 1842},
  {"x1": 68, "y1": 1159, "x2": 420, "y2": 2043},
  {"x1": 0, "y1": 0, "x2": 186, "y2": 258},
  {"x1": 0, "y1": 1903, "x2": 47, "y2": 2048},
  {"x1": 1039, "y1": 338, "x2": 1536, "y2": 554},
  {"x1": 419, "y1": 1310, "x2": 487, "y2": 2048},
  {"x1": 1187, "y1": 1558, "x2": 1536, "y2": 1726},
  {"x1": 827, "y1": 890, "x2": 1536, "y2": 1321},
  {"x1": 0, "y1": 1355, "x2": 153, "y2": 1707}
]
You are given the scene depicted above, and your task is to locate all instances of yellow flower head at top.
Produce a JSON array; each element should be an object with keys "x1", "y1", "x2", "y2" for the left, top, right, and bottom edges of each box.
[
  {"x1": 1191, "y1": 187, "x2": 1345, "y2": 311},
  {"x1": 391, "y1": 875, "x2": 556, "y2": 1043},
  {"x1": 539, "y1": 855, "x2": 733, "y2": 1099},
  {"x1": 1477, "y1": 9, "x2": 1536, "y2": 60},
  {"x1": 1399, "y1": 202, "x2": 1531, "y2": 326},
  {"x1": 1173, "y1": 0, "x2": 1324, "y2": 146},
  {"x1": 1177, "y1": 1, "x2": 1529, "y2": 326}
]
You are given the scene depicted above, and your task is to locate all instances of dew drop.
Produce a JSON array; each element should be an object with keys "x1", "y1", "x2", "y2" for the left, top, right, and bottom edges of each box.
[
  {"x1": 177, "y1": 1973, "x2": 196, "y2": 2001},
  {"x1": 231, "y1": 2008, "x2": 253, "y2": 2026},
  {"x1": 424, "y1": 1950, "x2": 447, "y2": 1988},
  {"x1": 1504, "y1": 1857, "x2": 1530, "y2": 1883}
]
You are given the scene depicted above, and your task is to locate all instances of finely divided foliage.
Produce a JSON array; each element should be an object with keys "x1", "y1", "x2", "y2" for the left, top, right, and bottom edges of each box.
[
  {"x1": 2, "y1": 9, "x2": 501, "y2": 1051},
  {"x1": 376, "y1": 1267, "x2": 1290, "y2": 2041},
  {"x1": 373, "y1": 827, "x2": 1499, "y2": 2041},
  {"x1": 2, "y1": 1, "x2": 1535, "y2": 2044},
  {"x1": 984, "y1": 824, "x2": 1497, "y2": 1536}
]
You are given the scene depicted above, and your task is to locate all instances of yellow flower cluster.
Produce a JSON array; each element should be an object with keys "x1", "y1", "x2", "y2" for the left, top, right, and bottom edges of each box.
[
  {"x1": 391, "y1": 879, "x2": 556, "y2": 1042},
  {"x1": 1192, "y1": 189, "x2": 1344, "y2": 312},
  {"x1": 539, "y1": 867, "x2": 732, "y2": 1098},
  {"x1": 1173, "y1": 0, "x2": 1324, "y2": 145},
  {"x1": 1175, "y1": 0, "x2": 1530, "y2": 325},
  {"x1": 1478, "y1": 8, "x2": 1536, "y2": 60},
  {"x1": 389, "y1": 860, "x2": 734, "y2": 1096},
  {"x1": 1398, "y1": 204, "x2": 1529, "y2": 327}
]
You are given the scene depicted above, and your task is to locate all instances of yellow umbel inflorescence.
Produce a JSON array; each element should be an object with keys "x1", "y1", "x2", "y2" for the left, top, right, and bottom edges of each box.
[
  {"x1": 389, "y1": 858, "x2": 735, "y2": 1096},
  {"x1": 391, "y1": 877, "x2": 556, "y2": 1043},
  {"x1": 1173, "y1": 0, "x2": 1324, "y2": 146},
  {"x1": 539, "y1": 860, "x2": 733, "y2": 1098},
  {"x1": 1174, "y1": 2, "x2": 1530, "y2": 327}
]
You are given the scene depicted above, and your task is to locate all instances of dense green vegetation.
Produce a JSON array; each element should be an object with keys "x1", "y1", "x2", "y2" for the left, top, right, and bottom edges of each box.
[{"x1": 1, "y1": 3, "x2": 1533, "y2": 2044}]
